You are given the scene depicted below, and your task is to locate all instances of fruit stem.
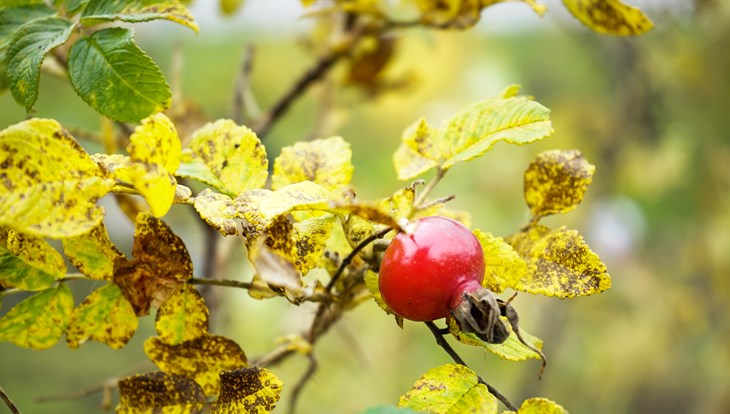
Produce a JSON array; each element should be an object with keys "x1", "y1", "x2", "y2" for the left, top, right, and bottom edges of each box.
[
  {"x1": 415, "y1": 167, "x2": 447, "y2": 207},
  {"x1": 425, "y1": 321, "x2": 518, "y2": 411}
]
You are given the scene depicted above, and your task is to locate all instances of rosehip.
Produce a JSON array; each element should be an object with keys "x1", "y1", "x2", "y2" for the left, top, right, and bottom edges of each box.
[{"x1": 378, "y1": 216, "x2": 508, "y2": 343}]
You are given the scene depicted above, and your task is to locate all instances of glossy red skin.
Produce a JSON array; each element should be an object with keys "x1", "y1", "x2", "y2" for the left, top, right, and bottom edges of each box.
[{"x1": 378, "y1": 216, "x2": 485, "y2": 322}]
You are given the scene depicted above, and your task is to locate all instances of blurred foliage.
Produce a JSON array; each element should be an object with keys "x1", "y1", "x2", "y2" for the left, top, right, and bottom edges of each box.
[{"x1": 0, "y1": 0, "x2": 728, "y2": 413}]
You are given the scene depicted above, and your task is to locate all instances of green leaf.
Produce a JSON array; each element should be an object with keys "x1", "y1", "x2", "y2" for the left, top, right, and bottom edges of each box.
[
  {"x1": 116, "y1": 371, "x2": 206, "y2": 414},
  {"x1": 175, "y1": 158, "x2": 232, "y2": 196},
  {"x1": 188, "y1": 119, "x2": 268, "y2": 196},
  {"x1": 0, "y1": 284, "x2": 74, "y2": 349},
  {"x1": 62, "y1": 222, "x2": 123, "y2": 280},
  {"x1": 563, "y1": 0, "x2": 653, "y2": 36},
  {"x1": 124, "y1": 113, "x2": 182, "y2": 217},
  {"x1": 0, "y1": 228, "x2": 65, "y2": 291},
  {"x1": 145, "y1": 335, "x2": 247, "y2": 396},
  {"x1": 0, "y1": 119, "x2": 114, "y2": 238},
  {"x1": 65, "y1": 283, "x2": 138, "y2": 349},
  {"x1": 505, "y1": 225, "x2": 611, "y2": 298},
  {"x1": 398, "y1": 364, "x2": 497, "y2": 414},
  {"x1": 212, "y1": 367, "x2": 283, "y2": 414},
  {"x1": 155, "y1": 284, "x2": 209, "y2": 346},
  {"x1": 474, "y1": 230, "x2": 526, "y2": 294},
  {"x1": 81, "y1": 0, "x2": 198, "y2": 32},
  {"x1": 524, "y1": 149, "x2": 595, "y2": 219},
  {"x1": 0, "y1": 50, "x2": 7, "y2": 93},
  {"x1": 68, "y1": 27, "x2": 171, "y2": 123},
  {"x1": 272, "y1": 136, "x2": 354, "y2": 192},
  {"x1": 193, "y1": 189, "x2": 238, "y2": 236},
  {"x1": 394, "y1": 85, "x2": 553, "y2": 180},
  {"x1": 448, "y1": 317, "x2": 543, "y2": 362},
  {"x1": 0, "y1": 4, "x2": 57, "y2": 50},
  {"x1": 5, "y1": 16, "x2": 75, "y2": 111}
]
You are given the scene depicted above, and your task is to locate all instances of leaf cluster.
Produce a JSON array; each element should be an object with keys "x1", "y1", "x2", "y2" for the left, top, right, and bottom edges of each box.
[{"x1": 0, "y1": 0, "x2": 655, "y2": 412}]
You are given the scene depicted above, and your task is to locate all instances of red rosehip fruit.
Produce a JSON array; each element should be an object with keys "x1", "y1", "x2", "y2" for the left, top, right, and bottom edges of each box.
[{"x1": 378, "y1": 216, "x2": 508, "y2": 343}]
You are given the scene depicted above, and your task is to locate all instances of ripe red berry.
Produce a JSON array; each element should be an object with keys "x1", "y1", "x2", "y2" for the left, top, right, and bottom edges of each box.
[
  {"x1": 379, "y1": 216, "x2": 484, "y2": 321},
  {"x1": 378, "y1": 216, "x2": 508, "y2": 343}
]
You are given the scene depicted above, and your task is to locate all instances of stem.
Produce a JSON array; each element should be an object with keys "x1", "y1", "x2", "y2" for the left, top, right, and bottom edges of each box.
[
  {"x1": 0, "y1": 385, "x2": 20, "y2": 414},
  {"x1": 325, "y1": 226, "x2": 393, "y2": 292},
  {"x1": 288, "y1": 352, "x2": 317, "y2": 414},
  {"x1": 254, "y1": 50, "x2": 343, "y2": 139},
  {"x1": 231, "y1": 45, "x2": 257, "y2": 124},
  {"x1": 425, "y1": 321, "x2": 518, "y2": 412},
  {"x1": 415, "y1": 167, "x2": 447, "y2": 207},
  {"x1": 187, "y1": 278, "x2": 329, "y2": 303}
]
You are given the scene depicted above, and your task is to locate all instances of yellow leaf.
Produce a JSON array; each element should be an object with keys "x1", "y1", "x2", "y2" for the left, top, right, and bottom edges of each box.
[
  {"x1": 62, "y1": 222, "x2": 123, "y2": 280},
  {"x1": 447, "y1": 317, "x2": 543, "y2": 361},
  {"x1": 364, "y1": 269, "x2": 392, "y2": 314},
  {"x1": 66, "y1": 283, "x2": 138, "y2": 349},
  {"x1": 193, "y1": 189, "x2": 239, "y2": 236},
  {"x1": 524, "y1": 149, "x2": 595, "y2": 219},
  {"x1": 272, "y1": 136, "x2": 354, "y2": 192},
  {"x1": 117, "y1": 372, "x2": 206, "y2": 414},
  {"x1": 0, "y1": 228, "x2": 65, "y2": 291},
  {"x1": 398, "y1": 363, "x2": 497, "y2": 414},
  {"x1": 188, "y1": 119, "x2": 268, "y2": 196},
  {"x1": 505, "y1": 225, "x2": 611, "y2": 298},
  {"x1": 415, "y1": 0, "x2": 483, "y2": 29},
  {"x1": 0, "y1": 284, "x2": 74, "y2": 349},
  {"x1": 563, "y1": 0, "x2": 653, "y2": 36},
  {"x1": 213, "y1": 367, "x2": 283, "y2": 413},
  {"x1": 125, "y1": 113, "x2": 182, "y2": 217},
  {"x1": 514, "y1": 397, "x2": 569, "y2": 414},
  {"x1": 0, "y1": 119, "x2": 114, "y2": 238},
  {"x1": 145, "y1": 335, "x2": 247, "y2": 396},
  {"x1": 155, "y1": 284, "x2": 209, "y2": 345},
  {"x1": 394, "y1": 86, "x2": 553, "y2": 180},
  {"x1": 474, "y1": 230, "x2": 527, "y2": 293},
  {"x1": 220, "y1": 0, "x2": 246, "y2": 16}
]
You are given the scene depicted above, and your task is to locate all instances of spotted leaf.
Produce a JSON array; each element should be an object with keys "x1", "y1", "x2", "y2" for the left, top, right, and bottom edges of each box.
[
  {"x1": 116, "y1": 371, "x2": 206, "y2": 414},
  {"x1": 62, "y1": 222, "x2": 123, "y2": 280},
  {"x1": 212, "y1": 367, "x2": 283, "y2": 414},
  {"x1": 563, "y1": 0, "x2": 653, "y2": 36},
  {"x1": 0, "y1": 284, "x2": 74, "y2": 349},
  {"x1": 155, "y1": 284, "x2": 209, "y2": 345},
  {"x1": 272, "y1": 136, "x2": 354, "y2": 192},
  {"x1": 0, "y1": 228, "x2": 65, "y2": 291},
  {"x1": 66, "y1": 283, "x2": 138, "y2": 349}
]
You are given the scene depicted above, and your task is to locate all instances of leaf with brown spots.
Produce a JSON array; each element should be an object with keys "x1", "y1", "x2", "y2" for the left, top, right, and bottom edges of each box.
[
  {"x1": 188, "y1": 119, "x2": 268, "y2": 196},
  {"x1": 416, "y1": 0, "x2": 546, "y2": 29},
  {"x1": 0, "y1": 284, "x2": 74, "y2": 350},
  {"x1": 0, "y1": 228, "x2": 65, "y2": 291},
  {"x1": 116, "y1": 371, "x2": 206, "y2": 414},
  {"x1": 235, "y1": 181, "x2": 330, "y2": 228},
  {"x1": 248, "y1": 239, "x2": 310, "y2": 304},
  {"x1": 81, "y1": 0, "x2": 199, "y2": 33},
  {"x1": 62, "y1": 222, "x2": 123, "y2": 280},
  {"x1": 524, "y1": 149, "x2": 595, "y2": 220},
  {"x1": 124, "y1": 113, "x2": 182, "y2": 217},
  {"x1": 212, "y1": 367, "x2": 283, "y2": 414},
  {"x1": 394, "y1": 85, "x2": 553, "y2": 180},
  {"x1": 144, "y1": 335, "x2": 247, "y2": 396},
  {"x1": 474, "y1": 229, "x2": 526, "y2": 294},
  {"x1": 155, "y1": 284, "x2": 209, "y2": 345},
  {"x1": 563, "y1": 0, "x2": 653, "y2": 36},
  {"x1": 398, "y1": 363, "x2": 497, "y2": 414},
  {"x1": 0, "y1": 119, "x2": 114, "y2": 238},
  {"x1": 113, "y1": 213, "x2": 192, "y2": 315},
  {"x1": 66, "y1": 283, "x2": 138, "y2": 349},
  {"x1": 193, "y1": 189, "x2": 239, "y2": 236},
  {"x1": 505, "y1": 225, "x2": 611, "y2": 298},
  {"x1": 447, "y1": 317, "x2": 543, "y2": 362},
  {"x1": 272, "y1": 136, "x2": 354, "y2": 192}
]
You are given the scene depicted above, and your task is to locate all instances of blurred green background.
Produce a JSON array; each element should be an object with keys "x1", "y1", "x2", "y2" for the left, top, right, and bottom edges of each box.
[{"x1": 1, "y1": 1, "x2": 728, "y2": 413}]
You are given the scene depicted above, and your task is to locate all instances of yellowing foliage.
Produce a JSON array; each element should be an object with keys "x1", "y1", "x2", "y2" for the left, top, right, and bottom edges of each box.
[
  {"x1": 272, "y1": 136, "x2": 354, "y2": 192},
  {"x1": 0, "y1": 119, "x2": 114, "y2": 238},
  {"x1": 66, "y1": 283, "x2": 138, "y2": 349},
  {"x1": 563, "y1": 0, "x2": 653, "y2": 36}
]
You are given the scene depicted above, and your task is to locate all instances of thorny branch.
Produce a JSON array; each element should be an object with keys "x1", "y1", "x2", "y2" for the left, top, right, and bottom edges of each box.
[{"x1": 425, "y1": 321, "x2": 519, "y2": 412}]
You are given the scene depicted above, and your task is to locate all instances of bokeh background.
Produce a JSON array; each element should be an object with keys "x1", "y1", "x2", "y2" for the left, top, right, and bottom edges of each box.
[{"x1": 1, "y1": 1, "x2": 728, "y2": 413}]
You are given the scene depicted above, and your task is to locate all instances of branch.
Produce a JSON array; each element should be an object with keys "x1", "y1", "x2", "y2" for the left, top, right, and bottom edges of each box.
[
  {"x1": 254, "y1": 50, "x2": 343, "y2": 139},
  {"x1": 0, "y1": 385, "x2": 20, "y2": 414},
  {"x1": 231, "y1": 44, "x2": 258, "y2": 124},
  {"x1": 415, "y1": 167, "x2": 447, "y2": 207},
  {"x1": 326, "y1": 226, "x2": 393, "y2": 292},
  {"x1": 187, "y1": 277, "x2": 329, "y2": 303},
  {"x1": 288, "y1": 352, "x2": 318, "y2": 414},
  {"x1": 424, "y1": 321, "x2": 518, "y2": 412}
]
